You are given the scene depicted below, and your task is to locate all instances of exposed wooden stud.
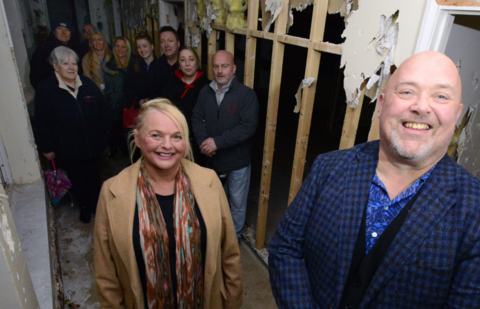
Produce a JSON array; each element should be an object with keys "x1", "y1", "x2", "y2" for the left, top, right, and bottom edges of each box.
[
  {"x1": 339, "y1": 87, "x2": 366, "y2": 150},
  {"x1": 251, "y1": 29, "x2": 275, "y2": 40},
  {"x1": 244, "y1": 0, "x2": 259, "y2": 88},
  {"x1": 211, "y1": 24, "x2": 227, "y2": 32},
  {"x1": 288, "y1": 0, "x2": 329, "y2": 205},
  {"x1": 255, "y1": 0, "x2": 289, "y2": 250},
  {"x1": 277, "y1": 34, "x2": 310, "y2": 48},
  {"x1": 437, "y1": 0, "x2": 480, "y2": 6},
  {"x1": 225, "y1": 32, "x2": 235, "y2": 55},
  {"x1": 208, "y1": 30, "x2": 217, "y2": 80},
  {"x1": 312, "y1": 41, "x2": 342, "y2": 55}
]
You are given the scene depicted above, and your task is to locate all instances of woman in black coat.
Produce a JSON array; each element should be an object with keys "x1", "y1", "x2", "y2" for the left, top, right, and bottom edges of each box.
[
  {"x1": 162, "y1": 46, "x2": 210, "y2": 165},
  {"x1": 124, "y1": 32, "x2": 162, "y2": 110},
  {"x1": 34, "y1": 46, "x2": 110, "y2": 223},
  {"x1": 104, "y1": 36, "x2": 132, "y2": 157}
]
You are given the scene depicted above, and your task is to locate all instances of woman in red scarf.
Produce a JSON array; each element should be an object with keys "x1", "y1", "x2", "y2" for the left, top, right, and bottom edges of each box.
[
  {"x1": 162, "y1": 47, "x2": 210, "y2": 165},
  {"x1": 94, "y1": 99, "x2": 243, "y2": 309}
]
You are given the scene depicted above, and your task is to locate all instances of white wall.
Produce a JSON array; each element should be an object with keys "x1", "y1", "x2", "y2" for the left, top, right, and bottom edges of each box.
[
  {"x1": 89, "y1": 0, "x2": 112, "y2": 44},
  {"x1": 444, "y1": 22, "x2": 480, "y2": 178},
  {"x1": 0, "y1": 0, "x2": 41, "y2": 184}
]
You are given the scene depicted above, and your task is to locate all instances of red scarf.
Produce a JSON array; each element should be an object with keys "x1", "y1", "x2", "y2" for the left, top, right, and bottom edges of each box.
[{"x1": 175, "y1": 70, "x2": 205, "y2": 99}]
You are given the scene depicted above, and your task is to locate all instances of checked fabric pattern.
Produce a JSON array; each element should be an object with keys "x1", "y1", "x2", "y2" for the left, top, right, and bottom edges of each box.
[{"x1": 268, "y1": 141, "x2": 480, "y2": 309}]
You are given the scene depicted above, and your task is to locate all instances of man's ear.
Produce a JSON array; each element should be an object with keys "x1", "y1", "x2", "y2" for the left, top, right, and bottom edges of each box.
[
  {"x1": 233, "y1": 64, "x2": 237, "y2": 74},
  {"x1": 378, "y1": 93, "x2": 385, "y2": 118},
  {"x1": 456, "y1": 103, "x2": 464, "y2": 123}
]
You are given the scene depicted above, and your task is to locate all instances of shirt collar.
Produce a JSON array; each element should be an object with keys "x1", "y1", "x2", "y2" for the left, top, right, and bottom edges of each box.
[
  {"x1": 210, "y1": 76, "x2": 234, "y2": 94},
  {"x1": 55, "y1": 72, "x2": 82, "y2": 98}
]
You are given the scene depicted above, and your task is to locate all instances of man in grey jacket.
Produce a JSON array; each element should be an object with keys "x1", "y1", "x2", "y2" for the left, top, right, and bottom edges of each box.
[{"x1": 192, "y1": 50, "x2": 259, "y2": 239}]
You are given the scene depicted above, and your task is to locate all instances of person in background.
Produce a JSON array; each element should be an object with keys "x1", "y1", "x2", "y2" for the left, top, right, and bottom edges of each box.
[
  {"x1": 82, "y1": 31, "x2": 112, "y2": 92},
  {"x1": 125, "y1": 32, "x2": 162, "y2": 109},
  {"x1": 34, "y1": 46, "x2": 109, "y2": 223},
  {"x1": 192, "y1": 50, "x2": 259, "y2": 239},
  {"x1": 162, "y1": 46, "x2": 210, "y2": 165},
  {"x1": 268, "y1": 51, "x2": 480, "y2": 308},
  {"x1": 74, "y1": 24, "x2": 95, "y2": 74},
  {"x1": 30, "y1": 20, "x2": 73, "y2": 89},
  {"x1": 104, "y1": 36, "x2": 132, "y2": 158},
  {"x1": 155, "y1": 26, "x2": 181, "y2": 93},
  {"x1": 94, "y1": 99, "x2": 243, "y2": 309}
]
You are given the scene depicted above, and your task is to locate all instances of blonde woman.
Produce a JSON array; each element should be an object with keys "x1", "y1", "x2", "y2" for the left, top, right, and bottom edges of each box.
[
  {"x1": 94, "y1": 99, "x2": 243, "y2": 308},
  {"x1": 104, "y1": 36, "x2": 132, "y2": 157},
  {"x1": 82, "y1": 31, "x2": 112, "y2": 92}
]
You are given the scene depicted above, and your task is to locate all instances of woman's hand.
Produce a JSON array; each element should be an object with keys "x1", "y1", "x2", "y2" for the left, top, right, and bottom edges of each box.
[{"x1": 43, "y1": 152, "x2": 55, "y2": 160}]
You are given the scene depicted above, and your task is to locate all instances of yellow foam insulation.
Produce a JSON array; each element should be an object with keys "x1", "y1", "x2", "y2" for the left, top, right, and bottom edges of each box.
[
  {"x1": 211, "y1": 0, "x2": 226, "y2": 24},
  {"x1": 197, "y1": 0, "x2": 206, "y2": 20},
  {"x1": 340, "y1": 0, "x2": 428, "y2": 108},
  {"x1": 225, "y1": 0, "x2": 247, "y2": 30}
]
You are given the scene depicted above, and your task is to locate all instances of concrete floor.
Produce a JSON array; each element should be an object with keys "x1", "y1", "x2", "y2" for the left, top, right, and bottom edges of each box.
[{"x1": 56, "y1": 154, "x2": 277, "y2": 308}]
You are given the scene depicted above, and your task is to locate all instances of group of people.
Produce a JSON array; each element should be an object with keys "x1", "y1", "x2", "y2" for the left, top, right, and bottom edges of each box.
[
  {"x1": 31, "y1": 19, "x2": 480, "y2": 309},
  {"x1": 32, "y1": 20, "x2": 258, "y2": 308}
]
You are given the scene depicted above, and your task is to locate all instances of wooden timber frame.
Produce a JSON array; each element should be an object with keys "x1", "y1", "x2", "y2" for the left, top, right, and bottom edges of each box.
[{"x1": 196, "y1": 0, "x2": 350, "y2": 250}]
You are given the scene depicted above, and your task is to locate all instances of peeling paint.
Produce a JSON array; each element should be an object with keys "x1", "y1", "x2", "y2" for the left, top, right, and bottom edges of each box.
[
  {"x1": 341, "y1": 1, "x2": 427, "y2": 113},
  {"x1": 0, "y1": 194, "x2": 15, "y2": 256},
  {"x1": 294, "y1": 77, "x2": 315, "y2": 113},
  {"x1": 287, "y1": 0, "x2": 313, "y2": 31},
  {"x1": 262, "y1": 0, "x2": 284, "y2": 32},
  {"x1": 457, "y1": 106, "x2": 476, "y2": 159}
]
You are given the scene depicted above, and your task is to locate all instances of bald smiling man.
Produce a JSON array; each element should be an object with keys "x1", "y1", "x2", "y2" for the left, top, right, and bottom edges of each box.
[{"x1": 268, "y1": 51, "x2": 480, "y2": 309}]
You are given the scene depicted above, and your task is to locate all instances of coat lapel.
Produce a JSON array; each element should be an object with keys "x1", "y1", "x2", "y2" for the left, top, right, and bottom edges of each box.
[
  {"x1": 107, "y1": 160, "x2": 144, "y2": 301},
  {"x1": 359, "y1": 155, "x2": 457, "y2": 308},
  {"x1": 336, "y1": 143, "x2": 379, "y2": 303},
  {"x1": 182, "y1": 159, "x2": 221, "y2": 307}
]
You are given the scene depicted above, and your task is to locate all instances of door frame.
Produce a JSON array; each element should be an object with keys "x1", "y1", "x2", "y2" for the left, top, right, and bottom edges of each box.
[
  {"x1": 416, "y1": 0, "x2": 480, "y2": 53},
  {"x1": 0, "y1": 132, "x2": 14, "y2": 185}
]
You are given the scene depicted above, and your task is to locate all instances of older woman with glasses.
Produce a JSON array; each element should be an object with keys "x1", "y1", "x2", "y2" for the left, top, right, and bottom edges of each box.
[{"x1": 34, "y1": 46, "x2": 110, "y2": 223}]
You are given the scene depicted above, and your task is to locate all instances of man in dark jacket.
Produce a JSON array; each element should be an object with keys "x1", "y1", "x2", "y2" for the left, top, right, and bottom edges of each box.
[
  {"x1": 29, "y1": 21, "x2": 73, "y2": 89},
  {"x1": 192, "y1": 50, "x2": 259, "y2": 239},
  {"x1": 154, "y1": 26, "x2": 180, "y2": 94}
]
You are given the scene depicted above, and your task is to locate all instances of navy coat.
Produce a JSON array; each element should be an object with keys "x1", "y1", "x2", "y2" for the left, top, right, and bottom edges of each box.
[{"x1": 269, "y1": 141, "x2": 480, "y2": 308}]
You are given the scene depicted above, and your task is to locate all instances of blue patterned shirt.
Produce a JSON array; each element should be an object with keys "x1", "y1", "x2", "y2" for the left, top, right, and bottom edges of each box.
[{"x1": 365, "y1": 166, "x2": 436, "y2": 253}]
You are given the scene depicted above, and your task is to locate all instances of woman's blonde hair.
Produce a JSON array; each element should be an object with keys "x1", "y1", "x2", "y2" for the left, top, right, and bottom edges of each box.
[
  {"x1": 83, "y1": 31, "x2": 112, "y2": 75},
  {"x1": 112, "y1": 36, "x2": 132, "y2": 70},
  {"x1": 130, "y1": 98, "x2": 194, "y2": 163}
]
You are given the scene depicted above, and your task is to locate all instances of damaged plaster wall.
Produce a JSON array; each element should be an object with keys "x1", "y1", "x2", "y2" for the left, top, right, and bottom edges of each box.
[
  {"x1": 341, "y1": 0, "x2": 428, "y2": 108},
  {"x1": 0, "y1": 2, "x2": 41, "y2": 184},
  {"x1": 444, "y1": 22, "x2": 480, "y2": 179},
  {"x1": 88, "y1": 0, "x2": 112, "y2": 43},
  {"x1": 0, "y1": 185, "x2": 39, "y2": 308}
]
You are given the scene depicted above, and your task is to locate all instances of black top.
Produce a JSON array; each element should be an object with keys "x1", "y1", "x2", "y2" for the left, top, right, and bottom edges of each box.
[
  {"x1": 155, "y1": 55, "x2": 177, "y2": 94},
  {"x1": 125, "y1": 56, "x2": 164, "y2": 109},
  {"x1": 34, "y1": 75, "x2": 110, "y2": 160},
  {"x1": 29, "y1": 37, "x2": 73, "y2": 89},
  {"x1": 133, "y1": 194, "x2": 207, "y2": 308},
  {"x1": 162, "y1": 70, "x2": 210, "y2": 133}
]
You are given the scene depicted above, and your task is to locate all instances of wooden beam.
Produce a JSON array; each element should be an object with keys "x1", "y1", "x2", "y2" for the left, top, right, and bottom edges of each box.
[
  {"x1": 244, "y1": 0, "x2": 259, "y2": 88},
  {"x1": 250, "y1": 29, "x2": 275, "y2": 40},
  {"x1": 277, "y1": 34, "x2": 310, "y2": 48},
  {"x1": 226, "y1": 32, "x2": 235, "y2": 54},
  {"x1": 255, "y1": 0, "x2": 289, "y2": 250},
  {"x1": 436, "y1": 0, "x2": 480, "y2": 6},
  {"x1": 288, "y1": 0, "x2": 329, "y2": 205},
  {"x1": 208, "y1": 30, "x2": 217, "y2": 80},
  {"x1": 312, "y1": 41, "x2": 342, "y2": 55},
  {"x1": 339, "y1": 87, "x2": 366, "y2": 150},
  {"x1": 212, "y1": 24, "x2": 227, "y2": 32}
]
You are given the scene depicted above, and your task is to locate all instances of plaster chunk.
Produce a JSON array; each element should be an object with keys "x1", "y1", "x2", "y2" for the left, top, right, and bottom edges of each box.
[
  {"x1": 294, "y1": 77, "x2": 315, "y2": 113},
  {"x1": 262, "y1": 0, "x2": 285, "y2": 32},
  {"x1": 457, "y1": 106, "x2": 476, "y2": 159}
]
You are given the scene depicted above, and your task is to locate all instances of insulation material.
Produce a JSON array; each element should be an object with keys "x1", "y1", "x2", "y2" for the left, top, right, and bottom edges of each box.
[
  {"x1": 211, "y1": 0, "x2": 226, "y2": 24},
  {"x1": 197, "y1": 0, "x2": 206, "y2": 21},
  {"x1": 261, "y1": 0, "x2": 285, "y2": 32},
  {"x1": 225, "y1": 0, "x2": 248, "y2": 30},
  {"x1": 186, "y1": 0, "x2": 201, "y2": 47},
  {"x1": 340, "y1": 0, "x2": 427, "y2": 109},
  {"x1": 294, "y1": 78, "x2": 315, "y2": 113}
]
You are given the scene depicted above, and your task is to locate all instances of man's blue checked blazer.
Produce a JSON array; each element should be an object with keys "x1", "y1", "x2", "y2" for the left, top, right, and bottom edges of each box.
[{"x1": 269, "y1": 141, "x2": 480, "y2": 308}]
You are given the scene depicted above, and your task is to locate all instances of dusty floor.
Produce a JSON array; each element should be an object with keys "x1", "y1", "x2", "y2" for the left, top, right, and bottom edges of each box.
[{"x1": 56, "y1": 154, "x2": 277, "y2": 308}]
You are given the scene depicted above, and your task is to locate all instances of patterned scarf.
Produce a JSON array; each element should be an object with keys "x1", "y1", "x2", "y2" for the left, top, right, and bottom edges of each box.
[{"x1": 137, "y1": 160, "x2": 203, "y2": 308}]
